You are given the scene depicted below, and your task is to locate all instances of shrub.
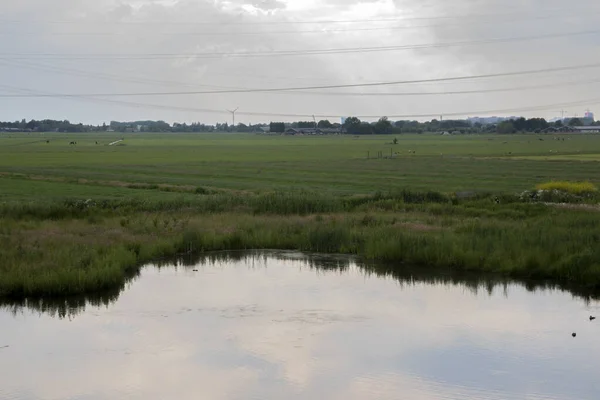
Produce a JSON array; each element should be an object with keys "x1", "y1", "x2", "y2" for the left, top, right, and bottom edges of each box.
[{"x1": 535, "y1": 181, "x2": 597, "y2": 195}]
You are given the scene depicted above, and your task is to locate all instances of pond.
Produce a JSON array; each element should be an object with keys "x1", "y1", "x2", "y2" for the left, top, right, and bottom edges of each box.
[{"x1": 1, "y1": 251, "x2": 599, "y2": 400}]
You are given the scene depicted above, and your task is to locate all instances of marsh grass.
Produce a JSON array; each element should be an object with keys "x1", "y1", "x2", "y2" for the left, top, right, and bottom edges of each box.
[{"x1": 2, "y1": 191, "x2": 600, "y2": 298}]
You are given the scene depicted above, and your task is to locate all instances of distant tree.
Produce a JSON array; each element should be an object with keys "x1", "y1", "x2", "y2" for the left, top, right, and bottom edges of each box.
[
  {"x1": 554, "y1": 120, "x2": 564, "y2": 128},
  {"x1": 512, "y1": 117, "x2": 527, "y2": 132},
  {"x1": 317, "y1": 120, "x2": 333, "y2": 129},
  {"x1": 236, "y1": 123, "x2": 250, "y2": 132},
  {"x1": 356, "y1": 122, "x2": 374, "y2": 135},
  {"x1": 297, "y1": 121, "x2": 316, "y2": 128},
  {"x1": 528, "y1": 118, "x2": 549, "y2": 131},
  {"x1": 374, "y1": 116, "x2": 393, "y2": 135},
  {"x1": 399, "y1": 120, "x2": 420, "y2": 133},
  {"x1": 497, "y1": 121, "x2": 515, "y2": 134},
  {"x1": 569, "y1": 118, "x2": 582, "y2": 126},
  {"x1": 269, "y1": 122, "x2": 285, "y2": 133},
  {"x1": 214, "y1": 122, "x2": 229, "y2": 132},
  {"x1": 440, "y1": 119, "x2": 470, "y2": 130},
  {"x1": 343, "y1": 117, "x2": 362, "y2": 134}
]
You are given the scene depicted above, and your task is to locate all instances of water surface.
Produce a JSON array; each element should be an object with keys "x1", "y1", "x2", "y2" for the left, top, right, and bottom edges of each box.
[{"x1": 1, "y1": 251, "x2": 599, "y2": 400}]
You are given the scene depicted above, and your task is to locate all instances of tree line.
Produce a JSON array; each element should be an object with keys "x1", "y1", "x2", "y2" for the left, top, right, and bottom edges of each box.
[
  {"x1": 269, "y1": 116, "x2": 596, "y2": 135},
  {"x1": 1, "y1": 116, "x2": 597, "y2": 134},
  {"x1": 0, "y1": 119, "x2": 97, "y2": 132},
  {"x1": 343, "y1": 116, "x2": 597, "y2": 135}
]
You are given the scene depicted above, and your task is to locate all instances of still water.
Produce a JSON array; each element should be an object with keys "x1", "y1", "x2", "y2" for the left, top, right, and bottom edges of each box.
[{"x1": 1, "y1": 251, "x2": 599, "y2": 400}]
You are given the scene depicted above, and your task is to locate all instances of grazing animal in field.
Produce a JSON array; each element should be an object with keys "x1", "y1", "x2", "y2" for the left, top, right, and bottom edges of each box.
[
  {"x1": 69, "y1": 141, "x2": 76, "y2": 145},
  {"x1": 95, "y1": 141, "x2": 98, "y2": 145},
  {"x1": 591, "y1": 316, "x2": 596, "y2": 321},
  {"x1": 46, "y1": 140, "x2": 50, "y2": 144}
]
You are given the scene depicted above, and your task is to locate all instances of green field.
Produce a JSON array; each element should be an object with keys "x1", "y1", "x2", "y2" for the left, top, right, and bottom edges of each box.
[
  {"x1": 2, "y1": 132, "x2": 600, "y2": 199},
  {"x1": 2, "y1": 132, "x2": 600, "y2": 300}
]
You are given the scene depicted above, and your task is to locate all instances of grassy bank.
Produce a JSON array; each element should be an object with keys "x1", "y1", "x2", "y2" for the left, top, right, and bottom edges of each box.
[{"x1": 2, "y1": 191, "x2": 600, "y2": 298}]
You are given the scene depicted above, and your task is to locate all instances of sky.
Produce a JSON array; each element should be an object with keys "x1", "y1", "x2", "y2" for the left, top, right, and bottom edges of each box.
[{"x1": 1, "y1": 0, "x2": 600, "y2": 124}]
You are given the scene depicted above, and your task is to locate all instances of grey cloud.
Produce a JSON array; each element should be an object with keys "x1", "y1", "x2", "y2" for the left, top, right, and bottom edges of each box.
[{"x1": 251, "y1": 0, "x2": 287, "y2": 11}]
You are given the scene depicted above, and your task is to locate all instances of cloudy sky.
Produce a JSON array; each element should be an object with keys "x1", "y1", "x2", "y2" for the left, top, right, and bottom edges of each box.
[{"x1": 1, "y1": 0, "x2": 600, "y2": 124}]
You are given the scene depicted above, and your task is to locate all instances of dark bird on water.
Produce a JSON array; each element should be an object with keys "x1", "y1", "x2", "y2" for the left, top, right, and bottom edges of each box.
[
  {"x1": 572, "y1": 333, "x2": 577, "y2": 337},
  {"x1": 591, "y1": 316, "x2": 596, "y2": 321}
]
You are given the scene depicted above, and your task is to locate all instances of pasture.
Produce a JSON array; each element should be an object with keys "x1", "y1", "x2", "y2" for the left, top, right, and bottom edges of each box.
[{"x1": 1, "y1": 132, "x2": 600, "y2": 200}]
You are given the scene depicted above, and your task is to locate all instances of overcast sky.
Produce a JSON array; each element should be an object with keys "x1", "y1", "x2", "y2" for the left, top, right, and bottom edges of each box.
[{"x1": 1, "y1": 0, "x2": 600, "y2": 124}]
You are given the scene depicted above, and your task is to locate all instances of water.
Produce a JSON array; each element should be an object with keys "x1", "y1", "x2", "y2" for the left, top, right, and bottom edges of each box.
[{"x1": 1, "y1": 251, "x2": 599, "y2": 400}]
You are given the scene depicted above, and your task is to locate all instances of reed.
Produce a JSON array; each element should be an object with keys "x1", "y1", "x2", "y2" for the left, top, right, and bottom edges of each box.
[{"x1": 2, "y1": 193, "x2": 600, "y2": 298}]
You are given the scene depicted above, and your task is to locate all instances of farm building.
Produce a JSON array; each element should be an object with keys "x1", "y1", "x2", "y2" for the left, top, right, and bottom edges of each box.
[{"x1": 571, "y1": 126, "x2": 600, "y2": 133}]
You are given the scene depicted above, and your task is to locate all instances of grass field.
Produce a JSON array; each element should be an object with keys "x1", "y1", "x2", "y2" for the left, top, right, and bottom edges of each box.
[
  {"x1": 2, "y1": 132, "x2": 600, "y2": 299},
  {"x1": 2, "y1": 132, "x2": 600, "y2": 198}
]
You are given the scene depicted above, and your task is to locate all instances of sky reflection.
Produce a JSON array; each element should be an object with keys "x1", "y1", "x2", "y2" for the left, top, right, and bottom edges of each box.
[{"x1": 1, "y1": 252, "x2": 599, "y2": 400}]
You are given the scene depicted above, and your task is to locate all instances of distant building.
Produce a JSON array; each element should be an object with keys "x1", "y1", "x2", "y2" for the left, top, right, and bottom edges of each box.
[
  {"x1": 554, "y1": 110, "x2": 595, "y2": 126},
  {"x1": 571, "y1": 126, "x2": 600, "y2": 133},
  {"x1": 467, "y1": 116, "x2": 520, "y2": 125},
  {"x1": 0, "y1": 127, "x2": 32, "y2": 132}
]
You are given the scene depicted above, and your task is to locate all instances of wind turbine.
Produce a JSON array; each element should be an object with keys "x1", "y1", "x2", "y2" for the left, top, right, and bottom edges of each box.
[{"x1": 227, "y1": 107, "x2": 239, "y2": 129}]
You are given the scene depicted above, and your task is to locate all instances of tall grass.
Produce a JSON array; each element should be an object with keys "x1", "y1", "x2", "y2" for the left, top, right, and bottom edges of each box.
[{"x1": 2, "y1": 192, "x2": 600, "y2": 299}]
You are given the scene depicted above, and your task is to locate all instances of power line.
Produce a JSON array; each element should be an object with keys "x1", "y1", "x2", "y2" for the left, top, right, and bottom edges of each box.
[
  {"x1": 0, "y1": 59, "x2": 331, "y2": 88},
  {"x1": 0, "y1": 60, "x2": 240, "y2": 91},
  {"x1": 1, "y1": 29, "x2": 599, "y2": 60},
  {"x1": 299, "y1": 79, "x2": 600, "y2": 96},
  {"x1": 2, "y1": 62, "x2": 600, "y2": 98},
  {"x1": 2, "y1": 82, "x2": 599, "y2": 120},
  {"x1": 3, "y1": 58, "x2": 600, "y2": 98},
  {"x1": 3, "y1": 81, "x2": 600, "y2": 119}
]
